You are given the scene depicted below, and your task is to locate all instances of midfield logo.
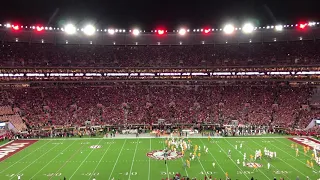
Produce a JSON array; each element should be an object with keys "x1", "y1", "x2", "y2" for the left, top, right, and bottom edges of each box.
[
  {"x1": 246, "y1": 162, "x2": 263, "y2": 168},
  {"x1": 146, "y1": 150, "x2": 183, "y2": 160}
]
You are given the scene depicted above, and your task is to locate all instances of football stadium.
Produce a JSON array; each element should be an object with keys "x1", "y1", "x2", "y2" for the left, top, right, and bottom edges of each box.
[{"x1": 1, "y1": 1, "x2": 320, "y2": 179}]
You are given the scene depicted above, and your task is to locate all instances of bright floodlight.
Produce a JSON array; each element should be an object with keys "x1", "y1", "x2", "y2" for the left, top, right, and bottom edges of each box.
[
  {"x1": 223, "y1": 24, "x2": 234, "y2": 34},
  {"x1": 275, "y1": 25, "x2": 283, "y2": 31},
  {"x1": 65, "y1": 24, "x2": 76, "y2": 35},
  {"x1": 108, "y1": 29, "x2": 115, "y2": 35},
  {"x1": 84, "y1": 25, "x2": 95, "y2": 36},
  {"x1": 242, "y1": 23, "x2": 254, "y2": 33},
  {"x1": 179, "y1": 28, "x2": 186, "y2": 36},
  {"x1": 132, "y1": 29, "x2": 140, "y2": 36}
]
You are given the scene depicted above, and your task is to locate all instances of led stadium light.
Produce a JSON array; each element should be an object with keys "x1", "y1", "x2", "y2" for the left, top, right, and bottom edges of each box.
[
  {"x1": 204, "y1": 29, "x2": 210, "y2": 34},
  {"x1": 299, "y1": 23, "x2": 307, "y2": 29},
  {"x1": 242, "y1": 23, "x2": 254, "y2": 33},
  {"x1": 308, "y1": 22, "x2": 316, "y2": 26},
  {"x1": 108, "y1": 29, "x2": 115, "y2": 35},
  {"x1": 84, "y1": 25, "x2": 95, "y2": 36},
  {"x1": 132, "y1": 29, "x2": 140, "y2": 36},
  {"x1": 275, "y1": 25, "x2": 283, "y2": 31},
  {"x1": 179, "y1": 28, "x2": 186, "y2": 36},
  {"x1": 65, "y1": 24, "x2": 76, "y2": 35},
  {"x1": 157, "y1": 29, "x2": 165, "y2": 35},
  {"x1": 12, "y1": 25, "x2": 19, "y2": 30},
  {"x1": 223, "y1": 24, "x2": 234, "y2": 34},
  {"x1": 36, "y1": 26, "x2": 44, "y2": 32}
]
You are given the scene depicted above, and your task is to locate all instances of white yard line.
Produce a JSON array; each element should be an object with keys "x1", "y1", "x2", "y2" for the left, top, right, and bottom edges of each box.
[
  {"x1": 199, "y1": 139, "x2": 225, "y2": 174},
  {"x1": 30, "y1": 139, "x2": 76, "y2": 179},
  {"x1": 223, "y1": 138, "x2": 277, "y2": 180},
  {"x1": 69, "y1": 138, "x2": 104, "y2": 180},
  {"x1": 108, "y1": 139, "x2": 127, "y2": 180},
  {"x1": 148, "y1": 138, "x2": 151, "y2": 180},
  {"x1": 88, "y1": 139, "x2": 115, "y2": 180},
  {"x1": 180, "y1": 151, "x2": 189, "y2": 177},
  {"x1": 9, "y1": 143, "x2": 61, "y2": 180},
  {"x1": 0, "y1": 140, "x2": 51, "y2": 174},
  {"x1": 162, "y1": 140, "x2": 170, "y2": 180},
  {"x1": 196, "y1": 155, "x2": 209, "y2": 178},
  {"x1": 128, "y1": 139, "x2": 140, "y2": 180},
  {"x1": 212, "y1": 139, "x2": 250, "y2": 179},
  {"x1": 252, "y1": 139, "x2": 308, "y2": 178}
]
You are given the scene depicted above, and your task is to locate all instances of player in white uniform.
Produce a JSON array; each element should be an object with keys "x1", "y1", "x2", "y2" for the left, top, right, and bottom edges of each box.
[
  {"x1": 240, "y1": 143, "x2": 243, "y2": 149},
  {"x1": 270, "y1": 152, "x2": 274, "y2": 158},
  {"x1": 243, "y1": 161, "x2": 246, "y2": 167},
  {"x1": 235, "y1": 145, "x2": 238, "y2": 150},
  {"x1": 228, "y1": 150, "x2": 231, "y2": 158},
  {"x1": 237, "y1": 159, "x2": 240, "y2": 164},
  {"x1": 212, "y1": 162, "x2": 216, "y2": 168}
]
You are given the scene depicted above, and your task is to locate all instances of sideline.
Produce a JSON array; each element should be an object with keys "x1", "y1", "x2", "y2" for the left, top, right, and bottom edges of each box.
[{"x1": 28, "y1": 136, "x2": 298, "y2": 140}]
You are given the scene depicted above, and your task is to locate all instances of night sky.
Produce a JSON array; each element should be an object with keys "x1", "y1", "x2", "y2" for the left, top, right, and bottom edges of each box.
[{"x1": 0, "y1": 0, "x2": 319, "y2": 29}]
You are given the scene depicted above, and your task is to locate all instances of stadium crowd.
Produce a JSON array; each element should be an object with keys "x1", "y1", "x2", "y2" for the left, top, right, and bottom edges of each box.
[
  {"x1": 0, "y1": 84, "x2": 318, "y2": 131},
  {"x1": 0, "y1": 40, "x2": 320, "y2": 67}
]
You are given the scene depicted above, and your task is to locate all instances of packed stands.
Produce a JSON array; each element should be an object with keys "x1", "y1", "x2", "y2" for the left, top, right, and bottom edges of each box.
[
  {"x1": 0, "y1": 84, "x2": 316, "y2": 130},
  {"x1": 0, "y1": 105, "x2": 26, "y2": 132},
  {"x1": 0, "y1": 114, "x2": 27, "y2": 131},
  {"x1": 0, "y1": 41, "x2": 319, "y2": 132},
  {"x1": 0, "y1": 105, "x2": 14, "y2": 115},
  {"x1": 0, "y1": 41, "x2": 320, "y2": 67}
]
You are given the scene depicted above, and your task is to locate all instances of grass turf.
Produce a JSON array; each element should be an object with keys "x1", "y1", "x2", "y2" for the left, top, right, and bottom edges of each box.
[{"x1": 0, "y1": 137, "x2": 319, "y2": 180}]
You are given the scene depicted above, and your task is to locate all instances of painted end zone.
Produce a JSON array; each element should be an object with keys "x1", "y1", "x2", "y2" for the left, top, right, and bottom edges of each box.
[
  {"x1": 288, "y1": 137, "x2": 320, "y2": 149},
  {"x1": 0, "y1": 140, "x2": 38, "y2": 162}
]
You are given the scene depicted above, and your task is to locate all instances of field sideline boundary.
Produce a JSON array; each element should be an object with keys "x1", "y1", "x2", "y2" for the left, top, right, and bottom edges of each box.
[{"x1": 26, "y1": 136, "x2": 306, "y2": 140}]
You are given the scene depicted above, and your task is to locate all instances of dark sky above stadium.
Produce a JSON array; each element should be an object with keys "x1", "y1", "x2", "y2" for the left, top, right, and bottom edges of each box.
[{"x1": 1, "y1": 0, "x2": 319, "y2": 29}]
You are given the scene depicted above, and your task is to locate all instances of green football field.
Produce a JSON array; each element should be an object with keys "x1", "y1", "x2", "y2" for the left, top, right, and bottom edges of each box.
[{"x1": 0, "y1": 136, "x2": 319, "y2": 180}]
